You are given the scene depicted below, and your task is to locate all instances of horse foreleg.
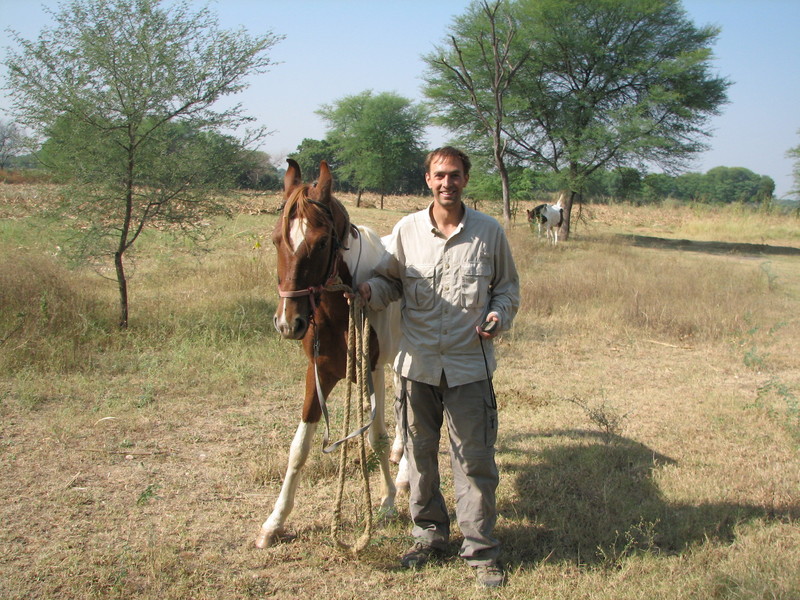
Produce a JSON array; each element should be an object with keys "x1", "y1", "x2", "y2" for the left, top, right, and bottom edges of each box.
[{"x1": 255, "y1": 420, "x2": 318, "y2": 548}]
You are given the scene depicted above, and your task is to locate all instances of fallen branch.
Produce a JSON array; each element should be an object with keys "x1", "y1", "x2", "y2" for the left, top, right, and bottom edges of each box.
[
  {"x1": 646, "y1": 339, "x2": 691, "y2": 349},
  {"x1": 85, "y1": 448, "x2": 168, "y2": 456}
]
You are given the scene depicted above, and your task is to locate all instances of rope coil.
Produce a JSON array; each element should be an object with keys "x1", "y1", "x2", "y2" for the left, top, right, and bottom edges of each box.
[{"x1": 330, "y1": 294, "x2": 374, "y2": 555}]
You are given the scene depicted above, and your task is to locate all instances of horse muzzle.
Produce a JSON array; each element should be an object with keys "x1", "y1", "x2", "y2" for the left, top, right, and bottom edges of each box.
[{"x1": 273, "y1": 309, "x2": 309, "y2": 340}]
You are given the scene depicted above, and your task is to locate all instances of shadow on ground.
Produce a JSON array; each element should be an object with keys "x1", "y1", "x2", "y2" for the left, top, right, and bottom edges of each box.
[
  {"x1": 617, "y1": 234, "x2": 800, "y2": 257},
  {"x1": 497, "y1": 429, "x2": 798, "y2": 568}
]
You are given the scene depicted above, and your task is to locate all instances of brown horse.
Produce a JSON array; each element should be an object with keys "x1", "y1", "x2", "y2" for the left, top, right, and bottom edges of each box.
[{"x1": 256, "y1": 159, "x2": 405, "y2": 548}]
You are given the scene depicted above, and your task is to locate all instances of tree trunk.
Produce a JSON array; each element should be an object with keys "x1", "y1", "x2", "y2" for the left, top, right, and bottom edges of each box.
[
  {"x1": 356, "y1": 189, "x2": 362, "y2": 208},
  {"x1": 494, "y1": 143, "x2": 512, "y2": 227},
  {"x1": 118, "y1": 152, "x2": 134, "y2": 329},
  {"x1": 559, "y1": 190, "x2": 581, "y2": 242},
  {"x1": 499, "y1": 162, "x2": 512, "y2": 227},
  {"x1": 115, "y1": 250, "x2": 129, "y2": 329}
]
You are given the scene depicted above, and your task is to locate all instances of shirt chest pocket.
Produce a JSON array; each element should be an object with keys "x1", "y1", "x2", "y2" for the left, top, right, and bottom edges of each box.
[
  {"x1": 460, "y1": 260, "x2": 492, "y2": 308},
  {"x1": 405, "y1": 264, "x2": 437, "y2": 310}
]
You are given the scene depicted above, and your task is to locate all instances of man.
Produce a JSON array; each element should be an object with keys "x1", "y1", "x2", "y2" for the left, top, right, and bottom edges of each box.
[{"x1": 358, "y1": 147, "x2": 520, "y2": 588}]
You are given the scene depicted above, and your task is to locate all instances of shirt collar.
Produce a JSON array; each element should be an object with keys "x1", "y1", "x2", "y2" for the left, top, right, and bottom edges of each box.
[{"x1": 426, "y1": 201, "x2": 467, "y2": 238}]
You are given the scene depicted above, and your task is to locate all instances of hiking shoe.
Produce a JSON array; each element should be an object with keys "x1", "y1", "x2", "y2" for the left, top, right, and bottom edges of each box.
[
  {"x1": 474, "y1": 561, "x2": 505, "y2": 588},
  {"x1": 400, "y1": 541, "x2": 441, "y2": 569}
]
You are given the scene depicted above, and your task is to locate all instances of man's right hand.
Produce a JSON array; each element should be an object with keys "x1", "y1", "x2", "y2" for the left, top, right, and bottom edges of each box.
[{"x1": 358, "y1": 282, "x2": 372, "y2": 304}]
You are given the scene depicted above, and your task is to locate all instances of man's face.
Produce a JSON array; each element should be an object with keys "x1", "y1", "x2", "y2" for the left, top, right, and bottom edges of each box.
[{"x1": 425, "y1": 155, "x2": 469, "y2": 210}]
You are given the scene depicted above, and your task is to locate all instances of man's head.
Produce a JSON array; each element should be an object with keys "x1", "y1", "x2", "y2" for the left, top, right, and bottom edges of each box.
[{"x1": 424, "y1": 146, "x2": 470, "y2": 211}]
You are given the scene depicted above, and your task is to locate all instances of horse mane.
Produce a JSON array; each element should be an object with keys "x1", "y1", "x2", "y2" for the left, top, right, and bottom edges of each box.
[{"x1": 281, "y1": 184, "x2": 352, "y2": 248}]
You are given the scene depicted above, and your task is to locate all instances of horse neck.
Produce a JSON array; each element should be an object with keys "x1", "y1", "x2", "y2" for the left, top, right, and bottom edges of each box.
[{"x1": 303, "y1": 257, "x2": 352, "y2": 358}]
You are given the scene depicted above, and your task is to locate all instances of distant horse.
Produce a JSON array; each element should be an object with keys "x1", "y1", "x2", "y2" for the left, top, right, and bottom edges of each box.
[
  {"x1": 527, "y1": 197, "x2": 564, "y2": 245},
  {"x1": 256, "y1": 159, "x2": 405, "y2": 548}
]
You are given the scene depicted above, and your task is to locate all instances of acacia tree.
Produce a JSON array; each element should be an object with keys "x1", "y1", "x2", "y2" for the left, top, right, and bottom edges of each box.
[
  {"x1": 0, "y1": 120, "x2": 24, "y2": 169},
  {"x1": 788, "y1": 130, "x2": 800, "y2": 201},
  {"x1": 317, "y1": 90, "x2": 428, "y2": 207},
  {"x1": 507, "y1": 0, "x2": 730, "y2": 238},
  {"x1": 422, "y1": 0, "x2": 530, "y2": 226},
  {"x1": 4, "y1": 0, "x2": 281, "y2": 327}
]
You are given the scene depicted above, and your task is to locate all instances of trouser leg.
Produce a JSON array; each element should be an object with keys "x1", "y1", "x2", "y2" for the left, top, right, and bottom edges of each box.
[
  {"x1": 402, "y1": 377, "x2": 449, "y2": 549},
  {"x1": 443, "y1": 378, "x2": 500, "y2": 565}
]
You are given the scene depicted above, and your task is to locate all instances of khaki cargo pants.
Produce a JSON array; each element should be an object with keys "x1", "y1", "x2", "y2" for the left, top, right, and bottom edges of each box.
[{"x1": 399, "y1": 374, "x2": 500, "y2": 565}]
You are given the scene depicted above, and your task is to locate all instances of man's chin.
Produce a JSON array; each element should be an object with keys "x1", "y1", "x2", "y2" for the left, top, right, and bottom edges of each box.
[{"x1": 437, "y1": 195, "x2": 461, "y2": 206}]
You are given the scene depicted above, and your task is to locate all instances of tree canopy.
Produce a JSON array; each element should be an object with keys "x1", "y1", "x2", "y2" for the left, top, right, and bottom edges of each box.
[
  {"x1": 423, "y1": 0, "x2": 530, "y2": 224},
  {"x1": 423, "y1": 0, "x2": 730, "y2": 236},
  {"x1": 316, "y1": 90, "x2": 428, "y2": 205},
  {"x1": 4, "y1": 0, "x2": 281, "y2": 327}
]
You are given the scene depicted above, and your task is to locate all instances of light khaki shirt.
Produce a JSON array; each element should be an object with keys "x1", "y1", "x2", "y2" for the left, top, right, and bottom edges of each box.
[{"x1": 366, "y1": 203, "x2": 520, "y2": 387}]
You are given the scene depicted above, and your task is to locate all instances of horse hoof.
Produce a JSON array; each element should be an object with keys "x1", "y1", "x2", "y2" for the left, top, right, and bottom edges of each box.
[
  {"x1": 255, "y1": 527, "x2": 279, "y2": 549},
  {"x1": 256, "y1": 526, "x2": 297, "y2": 548},
  {"x1": 376, "y1": 505, "x2": 399, "y2": 522}
]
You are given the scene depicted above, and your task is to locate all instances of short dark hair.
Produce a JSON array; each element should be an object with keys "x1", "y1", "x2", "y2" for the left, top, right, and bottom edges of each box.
[{"x1": 425, "y1": 146, "x2": 471, "y2": 176}]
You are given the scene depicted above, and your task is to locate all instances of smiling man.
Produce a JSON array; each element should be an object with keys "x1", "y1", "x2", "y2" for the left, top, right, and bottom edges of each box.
[{"x1": 359, "y1": 146, "x2": 520, "y2": 589}]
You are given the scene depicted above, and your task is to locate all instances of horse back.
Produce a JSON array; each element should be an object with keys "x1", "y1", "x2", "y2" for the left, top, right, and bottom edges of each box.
[{"x1": 341, "y1": 226, "x2": 400, "y2": 367}]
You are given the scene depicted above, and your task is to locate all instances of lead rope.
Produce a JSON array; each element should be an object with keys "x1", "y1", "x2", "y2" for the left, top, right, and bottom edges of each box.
[{"x1": 330, "y1": 295, "x2": 373, "y2": 555}]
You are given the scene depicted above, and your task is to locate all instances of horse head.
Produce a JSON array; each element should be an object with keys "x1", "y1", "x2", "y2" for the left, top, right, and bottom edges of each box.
[{"x1": 272, "y1": 159, "x2": 351, "y2": 339}]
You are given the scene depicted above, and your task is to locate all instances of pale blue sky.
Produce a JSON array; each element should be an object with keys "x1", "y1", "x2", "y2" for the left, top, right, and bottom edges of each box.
[{"x1": 2, "y1": 0, "x2": 799, "y2": 197}]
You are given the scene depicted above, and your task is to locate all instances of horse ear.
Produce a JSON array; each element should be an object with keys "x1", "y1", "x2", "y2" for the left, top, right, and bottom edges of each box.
[
  {"x1": 317, "y1": 161, "x2": 333, "y2": 200},
  {"x1": 284, "y1": 159, "x2": 302, "y2": 194}
]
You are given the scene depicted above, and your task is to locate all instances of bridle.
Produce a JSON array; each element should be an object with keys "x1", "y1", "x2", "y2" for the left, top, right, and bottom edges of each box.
[{"x1": 277, "y1": 198, "x2": 350, "y2": 320}]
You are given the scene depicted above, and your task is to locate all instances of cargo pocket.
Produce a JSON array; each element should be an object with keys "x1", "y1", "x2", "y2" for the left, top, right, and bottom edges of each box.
[
  {"x1": 406, "y1": 264, "x2": 436, "y2": 310},
  {"x1": 461, "y1": 260, "x2": 491, "y2": 308}
]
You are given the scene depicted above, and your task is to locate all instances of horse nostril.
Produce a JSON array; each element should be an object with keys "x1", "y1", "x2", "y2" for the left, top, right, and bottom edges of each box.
[{"x1": 294, "y1": 317, "x2": 307, "y2": 337}]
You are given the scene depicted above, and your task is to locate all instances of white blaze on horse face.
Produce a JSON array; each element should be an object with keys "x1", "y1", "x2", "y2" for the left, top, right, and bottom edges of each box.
[
  {"x1": 289, "y1": 217, "x2": 308, "y2": 254},
  {"x1": 274, "y1": 217, "x2": 310, "y2": 332}
]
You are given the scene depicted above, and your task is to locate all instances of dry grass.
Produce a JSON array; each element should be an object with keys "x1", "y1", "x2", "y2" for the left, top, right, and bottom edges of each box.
[{"x1": 1, "y1": 186, "x2": 799, "y2": 599}]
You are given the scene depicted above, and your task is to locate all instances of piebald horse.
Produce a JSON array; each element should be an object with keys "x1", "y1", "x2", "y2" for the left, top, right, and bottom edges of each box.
[
  {"x1": 256, "y1": 159, "x2": 405, "y2": 548},
  {"x1": 527, "y1": 197, "x2": 564, "y2": 245}
]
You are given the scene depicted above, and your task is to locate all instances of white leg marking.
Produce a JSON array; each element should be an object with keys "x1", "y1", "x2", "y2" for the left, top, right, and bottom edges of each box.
[
  {"x1": 367, "y1": 368, "x2": 397, "y2": 514},
  {"x1": 395, "y1": 455, "x2": 410, "y2": 493},
  {"x1": 256, "y1": 421, "x2": 317, "y2": 548}
]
